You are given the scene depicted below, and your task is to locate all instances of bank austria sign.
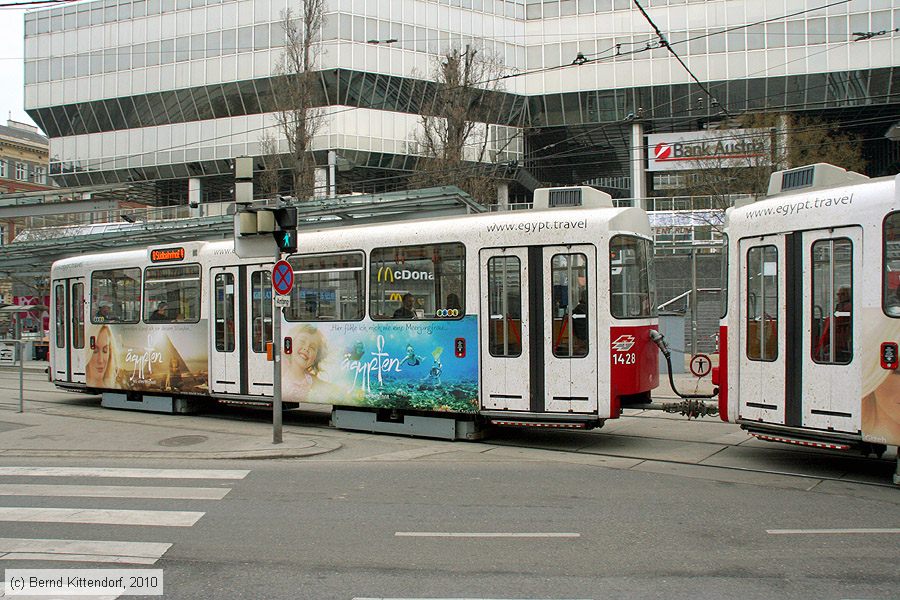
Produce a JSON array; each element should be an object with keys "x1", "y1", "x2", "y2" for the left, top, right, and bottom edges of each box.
[{"x1": 647, "y1": 129, "x2": 771, "y2": 171}]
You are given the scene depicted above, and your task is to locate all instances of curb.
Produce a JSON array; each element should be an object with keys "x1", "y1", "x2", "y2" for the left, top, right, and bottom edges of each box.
[{"x1": 0, "y1": 438, "x2": 342, "y2": 461}]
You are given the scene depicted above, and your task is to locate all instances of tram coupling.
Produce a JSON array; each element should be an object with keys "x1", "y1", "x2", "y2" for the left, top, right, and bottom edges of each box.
[{"x1": 659, "y1": 398, "x2": 719, "y2": 419}]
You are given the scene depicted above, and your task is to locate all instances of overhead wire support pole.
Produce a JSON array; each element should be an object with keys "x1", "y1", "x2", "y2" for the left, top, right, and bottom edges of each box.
[{"x1": 631, "y1": 0, "x2": 729, "y2": 118}]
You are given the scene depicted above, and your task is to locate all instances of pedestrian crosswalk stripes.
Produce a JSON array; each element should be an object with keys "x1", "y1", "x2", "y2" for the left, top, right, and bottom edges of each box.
[
  {"x1": 0, "y1": 484, "x2": 230, "y2": 500},
  {"x1": 0, "y1": 465, "x2": 246, "y2": 568},
  {"x1": 0, "y1": 507, "x2": 205, "y2": 527},
  {"x1": 0, "y1": 538, "x2": 171, "y2": 565},
  {"x1": 0, "y1": 466, "x2": 249, "y2": 479}
]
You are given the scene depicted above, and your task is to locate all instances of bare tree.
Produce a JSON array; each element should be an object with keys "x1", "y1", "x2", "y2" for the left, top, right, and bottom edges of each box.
[
  {"x1": 412, "y1": 46, "x2": 512, "y2": 204},
  {"x1": 681, "y1": 113, "x2": 867, "y2": 214},
  {"x1": 257, "y1": 131, "x2": 282, "y2": 198},
  {"x1": 271, "y1": 2, "x2": 325, "y2": 200}
]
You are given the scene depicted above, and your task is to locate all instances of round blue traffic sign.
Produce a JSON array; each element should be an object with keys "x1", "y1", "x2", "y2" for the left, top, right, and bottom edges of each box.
[{"x1": 272, "y1": 260, "x2": 294, "y2": 295}]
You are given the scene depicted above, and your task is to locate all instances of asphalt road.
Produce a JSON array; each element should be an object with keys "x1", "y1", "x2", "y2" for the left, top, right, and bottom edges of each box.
[
  {"x1": 0, "y1": 456, "x2": 897, "y2": 600},
  {"x1": 0, "y1": 367, "x2": 898, "y2": 599}
]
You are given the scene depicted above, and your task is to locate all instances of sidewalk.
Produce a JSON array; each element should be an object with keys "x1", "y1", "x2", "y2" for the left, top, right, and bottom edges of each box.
[
  {"x1": 0, "y1": 360, "x2": 341, "y2": 459},
  {"x1": 0, "y1": 361, "x2": 717, "y2": 461}
]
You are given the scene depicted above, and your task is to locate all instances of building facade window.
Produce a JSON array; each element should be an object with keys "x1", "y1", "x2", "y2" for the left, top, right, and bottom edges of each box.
[{"x1": 14, "y1": 163, "x2": 27, "y2": 181}]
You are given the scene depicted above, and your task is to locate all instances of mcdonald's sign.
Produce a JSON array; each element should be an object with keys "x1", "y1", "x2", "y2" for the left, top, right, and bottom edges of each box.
[
  {"x1": 377, "y1": 266, "x2": 395, "y2": 283},
  {"x1": 377, "y1": 266, "x2": 434, "y2": 282}
]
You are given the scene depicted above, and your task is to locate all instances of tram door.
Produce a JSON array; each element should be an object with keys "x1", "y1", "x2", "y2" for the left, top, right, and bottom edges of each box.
[
  {"x1": 51, "y1": 278, "x2": 86, "y2": 384},
  {"x1": 209, "y1": 267, "x2": 241, "y2": 394},
  {"x1": 246, "y1": 266, "x2": 275, "y2": 396},
  {"x1": 481, "y1": 248, "x2": 531, "y2": 411},
  {"x1": 738, "y1": 228, "x2": 861, "y2": 431},
  {"x1": 480, "y1": 246, "x2": 598, "y2": 414},
  {"x1": 738, "y1": 236, "x2": 787, "y2": 425},
  {"x1": 800, "y1": 227, "x2": 861, "y2": 432}
]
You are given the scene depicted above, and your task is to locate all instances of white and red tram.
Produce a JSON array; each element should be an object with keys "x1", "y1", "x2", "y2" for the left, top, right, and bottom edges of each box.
[
  {"x1": 715, "y1": 164, "x2": 900, "y2": 472},
  {"x1": 50, "y1": 186, "x2": 659, "y2": 438}
]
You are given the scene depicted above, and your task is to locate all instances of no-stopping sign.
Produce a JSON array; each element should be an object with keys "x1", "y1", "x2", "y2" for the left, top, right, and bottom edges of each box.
[{"x1": 272, "y1": 260, "x2": 294, "y2": 296}]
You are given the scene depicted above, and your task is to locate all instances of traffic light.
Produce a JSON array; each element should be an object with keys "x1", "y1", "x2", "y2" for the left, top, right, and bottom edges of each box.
[
  {"x1": 274, "y1": 229, "x2": 297, "y2": 254},
  {"x1": 272, "y1": 207, "x2": 298, "y2": 254},
  {"x1": 235, "y1": 205, "x2": 299, "y2": 257}
]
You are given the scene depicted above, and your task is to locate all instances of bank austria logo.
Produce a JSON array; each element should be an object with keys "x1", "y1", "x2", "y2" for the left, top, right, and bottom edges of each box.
[
  {"x1": 377, "y1": 266, "x2": 434, "y2": 282},
  {"x1": 611, "y1": 334, "x2": 636, "y2": 352},
  {"x1": 652, "y1": 132, "x2": 767, "y2": 163},
  {"x1": 654, "y1": 143, "x2": 672, "y2": 161}
]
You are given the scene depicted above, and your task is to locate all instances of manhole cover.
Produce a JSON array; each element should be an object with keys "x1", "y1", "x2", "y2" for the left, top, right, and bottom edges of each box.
[{"x1": 158, "y1": 435, "x2": 208, "y2": 447}]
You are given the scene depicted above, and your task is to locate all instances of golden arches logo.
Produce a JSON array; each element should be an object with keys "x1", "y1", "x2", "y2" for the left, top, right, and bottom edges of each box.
[
  {"x1": 388, "y1": 292, "x2": 403, "y2": 302},
  {"x1": 377, "y1": 266, "x2": 395, "y2": 283}
]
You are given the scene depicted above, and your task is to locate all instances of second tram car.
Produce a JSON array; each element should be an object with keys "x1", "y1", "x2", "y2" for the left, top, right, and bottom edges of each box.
[
  {"x1": 715, "y1": 164, "x2": 900, "y2": 459},
  {"x1": 50, "y1": 186, "x2": 659, "y2": 438}
]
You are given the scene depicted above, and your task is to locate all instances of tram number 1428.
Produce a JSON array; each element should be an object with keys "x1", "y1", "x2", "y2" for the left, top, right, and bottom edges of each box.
[{"x1": 612, "y1": 352, "x2": 636, "y2": 365}]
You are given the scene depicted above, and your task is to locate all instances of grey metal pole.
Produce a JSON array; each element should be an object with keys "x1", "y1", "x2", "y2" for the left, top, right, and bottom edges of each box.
[
  {"x1": 18, "y1": 341, "x2": 24, "y2": 413},
  {"x1": 272, "y1": 251, "x2": 283, "y2": 444},
  {"x1": 690, "y1": 248, "x2": 698, "y2": 357},
  {"x1": 16, "y1": 316, "x2": 23, "y2": 413}
]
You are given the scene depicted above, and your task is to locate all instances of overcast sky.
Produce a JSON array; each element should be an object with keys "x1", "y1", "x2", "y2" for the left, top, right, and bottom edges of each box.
[{"x1": 0, "y1": 8, "x2": 38, "y2": 130}]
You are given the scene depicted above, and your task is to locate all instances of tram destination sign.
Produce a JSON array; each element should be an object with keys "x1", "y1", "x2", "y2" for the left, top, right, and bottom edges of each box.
[{"x1": 150, "y1": 247, "x2": 186, "y2": 263}]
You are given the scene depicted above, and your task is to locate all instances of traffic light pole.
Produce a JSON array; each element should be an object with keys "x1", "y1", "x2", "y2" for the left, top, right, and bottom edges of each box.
[{"x1": 273, "y1": 248, "x2": 283, "y2": 444}]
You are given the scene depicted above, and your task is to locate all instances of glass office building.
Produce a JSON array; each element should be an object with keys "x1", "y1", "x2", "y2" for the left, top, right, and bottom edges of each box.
[{"x1": 22, "y1": 0, "x2": 900, "y2": 204}]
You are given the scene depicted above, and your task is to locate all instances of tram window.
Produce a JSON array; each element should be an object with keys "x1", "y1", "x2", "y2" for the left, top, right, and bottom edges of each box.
[
  {"x1": 214, "y1": 273, "x2": 235, "y2": 353},
  {"x1": 143, "y1": 264, "x2": 201, "y2": 323},
  {"x1": 369, "y1": 243, "x2": 465, "y2": 321},
  {"x1": 551, "y1": 253, "x2": 589, "y2": 358},
  {"x1": 54, "y1": 283, "x2": 65, "y2": 348},
  {"x1": 91, "y1": 268, "x2": 141, "y2": 323},
  {"x1": 487, "y1": 256, "x2": 522, "y2": 358},
  {"x1": 746, "y1": 245, "x2": 778, "y2": 361},
  {"x1": 883, "y1": 212, "x2": 900, "y2": 318},
  {"x1": 251, "y1": 270, "x2": 272, "y2": 353},
  {"x1": 811, "y1": 238, "x2": 853, "y2": 364},
  {"x1": 72, "y1": 282, "x2": 84, "y2": 349},
  {"x1": 285, "y1": 252, "x2": 364, "y2": 322},
  {"x1": 610, "y1": 236, "x2": 654, "y2": 319}
]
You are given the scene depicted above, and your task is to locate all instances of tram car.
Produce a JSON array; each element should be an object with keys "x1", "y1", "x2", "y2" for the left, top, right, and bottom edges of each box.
[
  {"x1": 49, "y1": 186, "x2": 659, "y2": 439},
  {"x1": 715, "y1": 164, "x2": 900, "y2": 457}
]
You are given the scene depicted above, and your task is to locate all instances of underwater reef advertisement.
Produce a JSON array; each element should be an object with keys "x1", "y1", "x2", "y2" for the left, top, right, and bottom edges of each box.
[{"x1": 283, "y1": 316, "x2": 479, "y2": 413}]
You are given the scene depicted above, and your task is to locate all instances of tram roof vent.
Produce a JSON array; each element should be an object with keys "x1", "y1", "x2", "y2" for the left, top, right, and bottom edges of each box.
[
  {"x1": 766, "y1": 163, "x2": 868, "y2": 197},
  {"x1": 533, "y1": 186, "x2": 613, "y2": 210}
]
